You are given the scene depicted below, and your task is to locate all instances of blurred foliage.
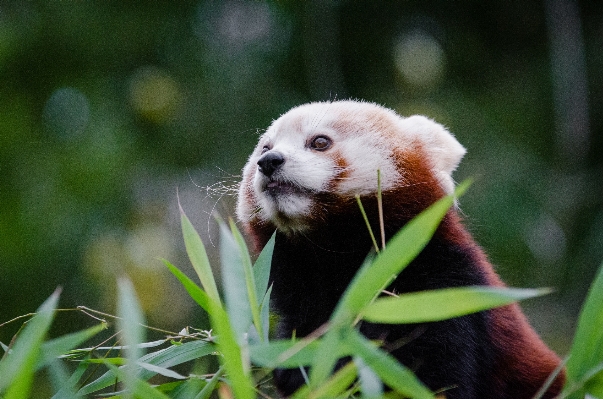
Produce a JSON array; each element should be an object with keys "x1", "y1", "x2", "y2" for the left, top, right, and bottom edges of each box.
[{"x1": 1, "y1": 0, "x2": 602, "y2": 369}]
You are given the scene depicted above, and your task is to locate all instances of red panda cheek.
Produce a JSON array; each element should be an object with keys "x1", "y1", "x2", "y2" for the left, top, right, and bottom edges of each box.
[{"x1": 327, "y1": 152, "x2": 350, "y2": 191}]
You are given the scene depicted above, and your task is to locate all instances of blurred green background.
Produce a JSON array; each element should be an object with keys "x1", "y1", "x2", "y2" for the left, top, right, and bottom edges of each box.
[{"x1": 1, "y1": 0, "x2": 602, "y2": 359}]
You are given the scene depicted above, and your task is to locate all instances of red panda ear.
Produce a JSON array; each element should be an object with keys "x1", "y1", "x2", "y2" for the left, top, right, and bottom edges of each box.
[{"x1": 401, "y1": 115, "x2": 466, "y2": 194}]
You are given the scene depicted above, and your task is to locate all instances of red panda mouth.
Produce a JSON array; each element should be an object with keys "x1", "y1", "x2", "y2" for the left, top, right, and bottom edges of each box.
[{"x1": 263, "y1": 179, "x2": 305, "y2": 196}]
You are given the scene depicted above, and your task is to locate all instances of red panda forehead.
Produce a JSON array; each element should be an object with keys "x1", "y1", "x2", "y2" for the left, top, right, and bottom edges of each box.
[{"x1": 267, "y1": 103, "x2": 400, "y2": 144}]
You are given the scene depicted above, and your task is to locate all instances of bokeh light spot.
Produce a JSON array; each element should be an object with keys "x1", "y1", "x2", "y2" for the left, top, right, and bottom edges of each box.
[
  {"x1": 43, "y1": 87, "x2": 90, "y2": 140},
  {"x1": 393, "y1": 31, "x2": 445, "y2": 89},
  {"x1": 128, "y1": 66, "x2": 180, "y2": 124}
]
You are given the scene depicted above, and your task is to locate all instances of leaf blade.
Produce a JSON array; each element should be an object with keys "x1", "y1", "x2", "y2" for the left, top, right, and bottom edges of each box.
[
  {"x1": 180, "y1": 208, "x2": 221, "y2": 305},
  {"x1": 362, "y1": 286, "x2": 550, "y2": 324},
  {"x1": 0, "y1": 289, "x2": 60, "y2": 398}
]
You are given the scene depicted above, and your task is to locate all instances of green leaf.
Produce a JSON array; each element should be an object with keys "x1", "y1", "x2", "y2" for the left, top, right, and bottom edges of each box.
[
  {"x1": 250, "y1": 338, "x2": 352, "y2": 369},
  {"x1": 180, "y1": 207, "x2": 221, "y2": 305},
  {"x1": 104, "y1": 362, "x2": 171, "y2": 399},
  {"x1": 137, "y1": 361, "x2": 187, "y2": 379},
  {"x1": 78, "y1": 340, "x2": 215, "y2": 394},
  {"x1": 334, "y1": 189, "x2": 461, "y2": 323},
  {"x1": 253, "y1": 231, "x2": 275, "y2": 303},
  {"x1": 346, "y1": 329, "x2": 433, "y2": 399},
  {"x1": 307, "y1": 324, "x2": 347, "y2": 389},
  {"x1": 163, "y1": 259, "x2": 211, "y2": 313},
  {"x1": 292, "y1": 361, "x2": 358, "y2": 399},
  {"x1": 564, "y1": 261, "x2": 603, "y2": 398},
  {"x1": 37, "y1": 323, "x2": 107, "y2": 369},
  {"x1": 0, "y1": 289, "x2": 60, "y2": 399},
  {"x1": 219, "y1": 220, "x2": 253, "y2": 341},
  {"x1": 206, "y1": 295, "x2": 255, "y2": 399},
  {"x1": 362, "y1": 286, "x2": 550, "y2": 324},
  {"x1": 309, "y1": 184, "x2": 468, "y2": 389},
  {"x1": 50, "y1": 356, "x2": 90, "y2": 399},
  {"x1": 194, "y1": 367, "x2": 224, "y2": 399},
  {"x1": 117, "y1": 277, "x2": 146, "y2": 399},
  {"x1": 355, "y1": 356, "x2": 383, "y2": 399},
  {"x1": 229, "y1": 219, "x2": 264, "y2": 341}
]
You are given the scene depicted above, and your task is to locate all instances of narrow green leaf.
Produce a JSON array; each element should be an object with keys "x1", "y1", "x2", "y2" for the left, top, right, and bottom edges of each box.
[
  {"x1": 167, "y1": 379, "x2": 203, "y2": 398},
  {"x1": 219, "y1": 220, "x2": 253, "y2": 341},
  {"x1": 0, "y1": 289, "x2": 60, "y2": 398},
  {"x1": 163, "y1": 259, "x2": 211, "y2": 313},
  {"x1": 47, "y1": 359, "x2": 78, "y2": 399},
  {"x1": 104, "y1": 362, "x2": 171, "y2": 399},
  {"x1": 137, "y1": 361, "x2": 187, "y2": 379},
  {"x1": 78, "y1": 340, "x2": 215, "y2": 394},
  {"x1": 355, "y1": 356, "x2": 383, "y2": 398},
  {"x1": 206, "y1": 296, "x2": 255, "y2": 399},
  {"x1": 308, "y1": 325, "x2": 347, "y2": 389},
  {"x1": 309, "y1": 186, "x2": 466, "y2": 388},
  {"x1": 585, "y1": 369, "x2": 603, "y2": 397},
  {"x1": 249, "y1": 338, "x2": 352, "y2": 368},
  {"x1": 37, "y1": 323, "x2": 107, "y2": 369},
  {"x1": 117, "y1": 277, "x2": 146, "y2": 399},
  {"x1": 253, "y1": 231, "x2": 275, "y2": 303},
  {"x1": 564, "y1": 261, "x2": 603, "y2": 397},
  {"x1": 194, "y1": 367, "x2": 224, "y2": 399},
  {"x1": 334, "y1": 191, "x2": 457, "y2": 322},
  {"x1": 362, "y1": 286, "x2": 550, "y2": 324},
  {"x1": 346, "y1": 329, "x2": 433, "y2": 399},
  {"x1": 229, "y1": 219, "x2": 264, "y2": 341},
  {"x1": 51, "y1": 356, "x2": 90, "y2": 399},
  {"x1": 292, "y1": 361, "x2": 358, "y2": 399},
  {"x1": 180, "y1": 208, "x2": 221, "y2": 305}
]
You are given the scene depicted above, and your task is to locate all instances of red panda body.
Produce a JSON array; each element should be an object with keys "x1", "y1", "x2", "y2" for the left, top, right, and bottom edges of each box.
[{"x1": 236, "y1": 101, "x2": 565, "y2": 398}]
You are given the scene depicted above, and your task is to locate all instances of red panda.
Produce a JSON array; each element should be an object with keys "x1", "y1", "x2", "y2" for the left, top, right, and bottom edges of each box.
[{"x1": 236, "y1": 100, "x2": 565, "y2": 398}]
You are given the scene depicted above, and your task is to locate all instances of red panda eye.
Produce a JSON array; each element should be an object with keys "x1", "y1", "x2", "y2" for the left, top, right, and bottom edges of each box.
[
  {"x1": 261, "y1": 145, "x2": 270, "y2": 154},
  {"x1": 310, "y1": 136, "x2": 332, "y2": 151}
]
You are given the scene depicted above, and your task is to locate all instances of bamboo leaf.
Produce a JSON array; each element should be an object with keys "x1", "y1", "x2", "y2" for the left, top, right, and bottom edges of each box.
[
  {"x1": 563, "y1": 261, "x2": 603, "y2": 398},
  {"x1": 180, "y1": 207, "x2": 221, "y2": 305},
  {"x1": 117, "y1": 277, "x2": 146, "y2": 399},
  {"x1": 206, "y1": 295, "x2": 255, "y2": 399},
  {"x1": 104, "y1": 362, "x2": 171, "y2": 399},
  {"x1": 345, "y1": 329, "x2": 433, "y2": 399},
  {"x1": 219, "y1": 220, "x2": 253, "y2": 341},
  {"x1": 0, "y1": 289, "x2": 60, "y2": 398},
  {"x1": 194, "y1": 367, "x2": 224, "y2": 399},
  {"x1": 137, "y1": 361, "x2": 187, "y2": 380},
  {"x1": 362, "y1": 286, "x2": 550, "y2": 324},
  {"x1": 292, "y1": 361, "x2": 358, "y2": 399},
  {"x1": 355, "y1": 356, "x2": 383, "y2": 399},
  {"x1": 253, "y1": 231, "x2": 275, "y2": 303},
  {"x1": 229, "y1": 219, "x2": 264, "y2": 341},
  {"x1": 50, "y1": 357, "x2": 90, "y2": 399},
  {"x1": 37, "y1": 323, "x2": 107, "y2": 369},
  {"x1": 334, "y1": 187, "x2": 464, "y2": 323},
  {"x1": 78, "y1": 340, "x2": 215, "y2": 394},
  {"x1": 310, "y1": 183, "x2": 469, "y2": 387},
  {"x1": 249, "y1": 338, "x2": 352, "y2": 368},
  {"x1": 163, "y1": 259, "x2": 211, "y2": 313}
]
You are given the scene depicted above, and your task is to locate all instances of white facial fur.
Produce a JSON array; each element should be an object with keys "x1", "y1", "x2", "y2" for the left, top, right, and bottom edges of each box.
[{"x1": 237, "y1": 101, "x2": 466, "y2": 233}]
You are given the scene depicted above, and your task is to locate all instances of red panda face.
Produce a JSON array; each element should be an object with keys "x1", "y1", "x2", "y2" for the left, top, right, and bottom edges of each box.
[{"x1": 237, "y1": 101, "x2": 466, "y2": 234}]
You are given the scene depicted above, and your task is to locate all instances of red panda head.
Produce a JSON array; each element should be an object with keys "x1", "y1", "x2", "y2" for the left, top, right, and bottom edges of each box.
[{"x1": 237, "y1": 101, "x2": 466, "y2": 235}]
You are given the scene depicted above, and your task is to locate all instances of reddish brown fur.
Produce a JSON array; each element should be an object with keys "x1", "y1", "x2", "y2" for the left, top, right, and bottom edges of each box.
[{"x1": 240, "y1": 102, "x2": 565, "y2": 398}]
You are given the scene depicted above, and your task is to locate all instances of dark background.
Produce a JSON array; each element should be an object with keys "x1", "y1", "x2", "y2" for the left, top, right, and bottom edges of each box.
[{"x1": 1, "y1": 0, "x2": 602, "y2": 378}]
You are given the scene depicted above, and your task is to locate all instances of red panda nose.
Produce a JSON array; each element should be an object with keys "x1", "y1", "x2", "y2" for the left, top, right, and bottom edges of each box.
[{"x1": 257, "y1": 151, "x2": 285, "y2": 177}]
